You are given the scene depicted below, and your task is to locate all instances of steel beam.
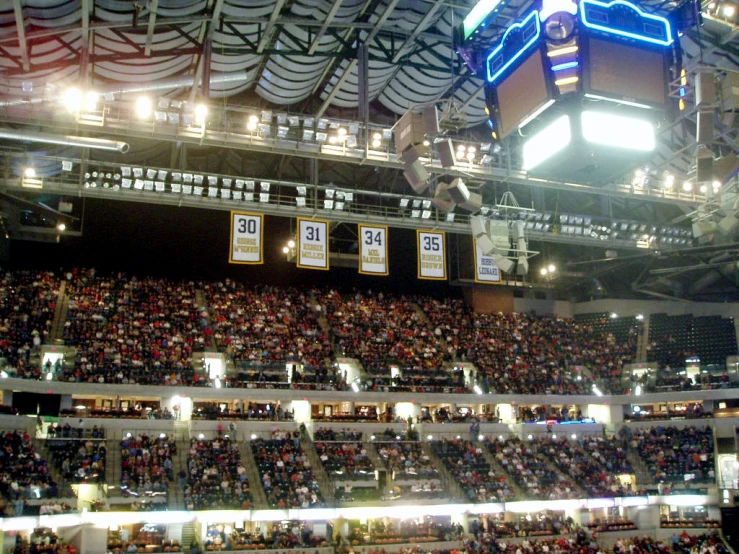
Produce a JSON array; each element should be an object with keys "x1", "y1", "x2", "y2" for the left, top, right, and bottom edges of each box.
[
  {"x1": 12, "y1": 0, "x2": 29, "y2": 72},
  {"x1": 144, "y1": 0, "x2": 160, "y2": 57},
  {"x1": 307, "y1": 1, "x2": 344, "y2": 55}
]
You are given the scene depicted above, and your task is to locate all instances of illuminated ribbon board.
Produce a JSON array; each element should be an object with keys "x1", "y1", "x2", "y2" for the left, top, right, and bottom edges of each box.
[
  {"x1": 486, "y1": 10, "x2": 542, "y2": 84},
  {"x1": 580, "y1": 0, "x2": 674, "y2": 46}
]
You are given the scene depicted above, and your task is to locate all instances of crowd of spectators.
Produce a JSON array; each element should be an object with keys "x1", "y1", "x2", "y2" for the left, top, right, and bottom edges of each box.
[
  {"x1": 62, "y1": 270, "x2": 202, "y2": 385},
  {"x1": 206, "y1": 281, "x2": 331, "y2": 372},
  {"x1": 542, "y1": 436, "x2": 634, "y2": 497},
  {"x1": 0, "y1": 270, "x2": 60, "y2": 377},
  {"x1": 315, "y1": 441, "x2": 374, "y2": 480},
  {"x1": 487, "y1": 437, "x2": 578, "y2": 500},
  {"x1": 185, "y1": 436, "x2": 250, "y2": 510},
  {"x1": 120, "y1": 433, "x2": 174, "y2": 493},
  {"x1": 320, "y1": 290, "x2": 460, "y2": 393},
  {"x1": 465, "y1": 528, "x2": 599, "y2": 554},
  {"x1": 46, "y1": 435, "x2": 106, "y2": 484},
  {"x1": 432, "y1": 438, "x2": 515, "y2": 502},
  {"x1": 0, "y1": 430, "x2": 58, "y2": 513},
  {"x1": 314, "y1": 428, "x2": 362, "y2": 441},
  {"x1": 630, "y1": 426, "x2": 715, "y2": 483},
  {"x1": 580, "y1": 435, "x2": 633, "y2": 475},
  {"x1": 251, "y1": 431, "x2": 323, "y2": 508},
  {"x1": 376, "y1": 440, "x2": 438, "y2": 480}
]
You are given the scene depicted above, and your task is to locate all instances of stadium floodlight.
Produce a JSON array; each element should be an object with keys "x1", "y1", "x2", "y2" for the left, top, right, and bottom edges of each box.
[
  {"x1": 222, "y1": 178, "x2": 232, "y2": 187},
  {"x1": 446, "y1": 213, "x2": 455, "y2": 222},
  {"x1": 421, "y1": 210, "x2": 432, "y2": 219},
  {"x1": 260, "y1": 110, "x2": 273, "y2": 123},
  {"x1": 411, "y1": 210, "x2": 421, "y2": 218},
  {"x1": 296, "y1": 197, "x2": 306, "y2": 207},
  {"x1": 245, "y1": 180, "x2": 255, "y2": 191},
  {"x1": 221, "y1": 189, "x2": 231, "y2": 199},
  {"x1": 288, "y1": 115, "x2": 300, "y2": 127},
  {"x1": 146, "y1": 169, "x2": 157, "y2": 179},
  {"x1": 326, "y1": 189, "x2": 335, "y2": 198},
  {"x1": 303, "y1": 129, "x2": 315, "y2": 141},
  {"x1": 207, "y1": 187, "x2": 218, "y2": 198},
  {"x1": 522, "y1": 115, "x2": 571, "y2": 170},
  {"x1": 232, "y1": 190, "x2": 243, "y2": 200},
  {"x1": 422, "y1": 200, "x2": 432, "y2": 209},
  {"x1": 183, "y1": 173, "x2": 193, "y2": 183},
  {"x1": 171, "y1": 172, "x2": 182, "y2": 182},
  {"x1": 296, "y1": 186, "x2": 307, "y2": 196},
  {"x1": 581, "y1": 111, "x2": 655, "y2": 151},
  {"x1": 193, "y1": 185, "x2": 203, "y2": 196},
  {"x1": 335, "y1": 201, "x2": 345, "y2": 211},
  {"x1": 244, "y1": 192, "x2": 254, "y2": 202},
  {"x1": 346, "y1": 135, "x2": 358, "y2": 148},
  {"x1": 316, "y1": 131, "x2": 328, "y2": 142},
  {"x1": 135, "y1": 96, "x2": 152, "y2": 119},
  {"x1": 258, "y1": 123, "x2": 271, "y2": 137},
  {"x1": 260, "y1": 182, "x2": 270, "y2": 192},
  {"x1": 155, "y1": 181, "x2": 165, "y2": 192},
  {"x1": 323, "y1": 199, "x2": 334, "y2": 210},
  {"x1": 171, "y1": 183, "x2": 181, "y2": 193},
  {"x1": 277, "y1": 126, "x2": 289, "y2": 138},
  {"x1": 133, "y1": 167, "x2": 144, "y2": 178},
  {"x1": 183, "y1": 185, "x2": 193, "y2": 195},
  {"x1": 276, "y1": 113, "x2": 287, "y2": 125},
  {"x1": 247, "y1": 115, "x2": 258, "y2": 131},
  {"x1": 207, "y1": 175, "x2": 218, "y2": 186},
  {"x1": 259, "y1": 192, "x2": 269, "y2": 203},
  {"x1": 344, "y1": 192, "x2": 354, "y2": 202},
  {"x1": 193, "y1": 175, "x2": 204, "y2": 185},
  {"x1": 303, "y1": 117, "x2": 315, "y2": 128},
  {"x1": 121, "y1": 178, "x2": 132, "y2": 188},
  {"x1": 134, "y1": 179, "x2": 144, "y2": 190},
  {"x1": 400, "y1": 198, "x2": 410, "y2": 208},
  {"x1": 317, "y1": 118, "x2": 329, "y2": 130},
  {"x1": 234, "y1": 179, "x2": 244, "y2": 190}
]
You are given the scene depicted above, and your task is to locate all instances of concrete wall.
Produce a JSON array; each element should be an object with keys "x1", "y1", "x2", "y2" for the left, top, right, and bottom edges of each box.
[{"x1": 513, "y1": 296, "x2": 739, "y2": 318}]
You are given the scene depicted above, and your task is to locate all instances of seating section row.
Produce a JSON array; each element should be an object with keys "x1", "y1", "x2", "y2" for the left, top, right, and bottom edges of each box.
[{"x1": 0, "y1": 270, "x2": 736, "y2": 395}]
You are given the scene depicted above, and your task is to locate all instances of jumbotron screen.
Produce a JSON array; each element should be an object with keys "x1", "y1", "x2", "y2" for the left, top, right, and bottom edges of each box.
[
  {"x1": 496, "y1": 51, "x2": 551, "y2": 139},
  {"x1": 586, "y1": 38, "x2": 667, "y2": 106}
]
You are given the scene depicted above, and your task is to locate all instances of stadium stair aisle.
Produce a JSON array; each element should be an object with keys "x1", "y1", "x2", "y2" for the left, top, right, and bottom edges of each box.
[
  {"x1": 181, "y1": 522, "x2": 196, "y2": 552},
  {"x1": 238, "y1": 440, "x2": 269, "y2": 509},
  {"x1": 625, "y1": 447, "x2": 653, "y2": 485},
  {"x1": 298, "y1": 428, "x2": 334, "y2": 504},
  {"x1": 34, "y1": 436, "x2": 75, "y2": 499},
  {"x1": 170, "y1": 423, "x2": 190, "y2": 510},
  {"x1": 49, "y1": 280, "x2": 69, "y2": 344},
  {"x1": 538, "y1": 449, "x2": 589, "y2": 497},
  {"x1": 421, "y1": 442, "x2": 467, "y2": 502},
  {"x1": 364, "y1": 437, "x2": 386, "y2": 470},
  {"x1": 195, "y1": 289, "x2": 217, "y2": 353},
  {"x1": 637, "y1": 315, "x2": 650, "y2": 362}
]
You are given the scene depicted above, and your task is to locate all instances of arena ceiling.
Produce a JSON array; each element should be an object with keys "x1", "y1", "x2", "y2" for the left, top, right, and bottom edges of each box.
[{"x1": 0, "y1": 0, "x2": 736, "y2": 301}]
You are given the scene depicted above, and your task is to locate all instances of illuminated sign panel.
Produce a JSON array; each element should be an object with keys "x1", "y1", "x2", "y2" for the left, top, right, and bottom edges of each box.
[
  {"x1": 463, "y1": 0, "x2": 504, "y2": 40},
  {"x1": 580, "y1": 0, "x2": 674, "y2": 46},
  {"x1": 486, "y1": 10, "x2": 541, "y2": 84}
]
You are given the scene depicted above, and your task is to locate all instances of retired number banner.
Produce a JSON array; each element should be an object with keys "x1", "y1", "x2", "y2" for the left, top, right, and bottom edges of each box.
[
  {"x1": 229, "y1": 212, "x2": 264, "y2": 264},
  {"x1": 358, "y1": 224, "x2": 389, "y2": 276},
  {"x1": 298, "y1": 218, "x2": 329, "y2": 270},
  {"x1": 417, "y1": 230, "x2": 446, "y2": 280},
  {"x1": 474, "y1": 239, "x2": 502, "y2": 283}
]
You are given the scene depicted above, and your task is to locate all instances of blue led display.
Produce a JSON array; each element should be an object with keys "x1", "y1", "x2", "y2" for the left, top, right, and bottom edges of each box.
[
  {"x1": 551, "y1": 61, "x2": 579, "y2": 71},
  {"x1": 580, "y1": 0, "x2": 674, "y2": 46},
  {"x1": 486, "y1": 10, "x2": 541, "y2": 84}
]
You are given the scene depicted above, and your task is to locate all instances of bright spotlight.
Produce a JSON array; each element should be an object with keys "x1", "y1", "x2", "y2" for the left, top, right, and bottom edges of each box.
[
  {"x1": 683, "y1": 181, "x2": 693, "y2": 192},
  {"x1": 57, "y1": 223, "x2": 66, "y2": 232},
  {"x1": 194, "y1": 104, "x2": 208, "y2": 126},
  {"x1": 24, "y1": 167, "x2": 36, "y2": 178},
  {"x1": 63, "y1": 87, "x2": 83, "y2": 112},
  {"x1": 282, "y1": 246, "x2": 289, "y2": 254},
  {"x1": 724, "y1": 4, "x2": 735, "y2": 16},
  {"x1": 288, "y1": 239, "x2": 296, "y2": 248},
  {"x1": 581, "y1": 111, "x2": 655, "y2": 151},
  {"x1": 247, "y1": 115, "x2": 258, "y2": 131},
  {"x1": 135, "y1": 97, "x2": 152, "y2": 119},
  {"x1": 540, "y1": 268, "x2": 548, "y2": 275},
  {"x1": 522, "y1": 115, "x2": 571, "y2": 170},
  {"x1": 548, "y1": 264, "x2": 556, "y2": 272}
]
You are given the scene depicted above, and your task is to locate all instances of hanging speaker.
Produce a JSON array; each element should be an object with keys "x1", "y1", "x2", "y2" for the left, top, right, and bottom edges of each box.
[
  {"x1": 470, "y1": 214, "x2": 487, "y2": 238},
  {"x1": 696, "y1": 148, "x2": 714, "y2": 183},
  {"x1": 695, "y1": 71, "x2": 716, "y2": 107},
  {"x1": 697, "y1": 110, "x2": 715, "y2": 145},
  {"x1": 438, "y1": 138, "x2": 457, "y2": 168},
  {"x1": 718, "y1": 215, "x2": 739, "y2": 236},
  {"x1": 493, "y1": 254, "x2": 515, "y2": 273},
  {"x1": 448, "y1": 178, "x2": 483, "y2": 212},
  {"x1": 401, "y1": 145, "x2": 423, "y2": 164},
  {"x1": 432, "y1": 183, "x2": 455, "y2": 213},
  {"x1": 423, "y1": 105, "x2": 440, "y2": 136},
  {"x1": 476, "y1": 234, "x2": 496, "y2": 256},
  {"x1": 403, "y1": 160, "x2": 429, "y2": 193},
  {"x1": 516, "y1": 256, "x2": 529, "y2": 276}
]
